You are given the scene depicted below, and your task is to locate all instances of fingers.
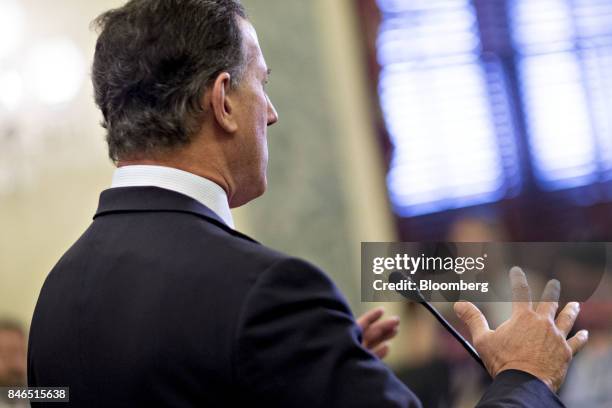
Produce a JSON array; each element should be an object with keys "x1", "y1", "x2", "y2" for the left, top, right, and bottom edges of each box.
[
  {"x1": 454, "y1": 301, "x2": 490, "y2": 341},
  {"x1": 357, "y1": 307, "x2": 384, "y2": 332},
  {"x1": 362, "y1": 317, "x2": 400, "y2": 349},
  {"x1": 510, "y1": 266, "x2": 532, "y2": 314},
  {"x1": 536, "y1": 279, "x2": 560, "y2": 319},
  {"x1": 567, "y1": 330, "x2": 589, "y2": 356},
  {"x1": 555, "y1": 302, "x2": 581, "y2": 337},
  {"x1": 372, "y1": 342, "x2": 390, "y2": 359}
]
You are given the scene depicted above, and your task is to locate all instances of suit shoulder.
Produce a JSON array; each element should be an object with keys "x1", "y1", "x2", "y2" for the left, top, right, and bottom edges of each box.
[{"x1": 189, "y1": 216, "x2": 291, "y2": 269}]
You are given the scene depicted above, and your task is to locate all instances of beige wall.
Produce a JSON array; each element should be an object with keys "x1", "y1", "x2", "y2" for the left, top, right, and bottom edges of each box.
[
  {"x1": 0, "y1": 0, "x2": 121, "y2": 325},
  {"x1": 0, "y1": 0, "x2": 396, "y2": 336}
]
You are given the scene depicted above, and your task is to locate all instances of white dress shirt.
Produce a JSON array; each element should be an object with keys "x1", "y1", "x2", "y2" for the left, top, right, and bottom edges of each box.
[{"x1": 111, "y1": 165, "x2": 234, "y2": 228}]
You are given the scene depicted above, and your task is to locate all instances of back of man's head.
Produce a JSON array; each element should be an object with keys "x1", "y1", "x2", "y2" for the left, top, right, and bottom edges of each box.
[{"x1": 92, "y1": 0, "x2": 247, "y2": 162}]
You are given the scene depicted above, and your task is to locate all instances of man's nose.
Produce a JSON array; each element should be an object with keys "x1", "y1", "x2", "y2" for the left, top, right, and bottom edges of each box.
[{"x1": 267, "y1": 96, "x2": 279, "y2": 126}]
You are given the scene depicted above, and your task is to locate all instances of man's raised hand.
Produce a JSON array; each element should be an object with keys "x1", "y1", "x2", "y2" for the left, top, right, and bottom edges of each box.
[{"x1": 454, "y1": 266, "x2": 589, "y2": 392}]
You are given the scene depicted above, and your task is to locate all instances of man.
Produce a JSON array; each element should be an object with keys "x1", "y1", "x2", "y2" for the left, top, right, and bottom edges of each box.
[
  {"x1": 28, "y1": 0, "x2": 588, "y2": 406},
  {"x1": 0, "y1": 319, "x2": 28, "y2": 408}
]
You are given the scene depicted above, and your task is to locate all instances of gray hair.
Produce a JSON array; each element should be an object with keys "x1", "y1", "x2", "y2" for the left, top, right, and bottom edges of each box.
[{"x1": 92, "y1": 0, "x2": 248, "y2": 162}]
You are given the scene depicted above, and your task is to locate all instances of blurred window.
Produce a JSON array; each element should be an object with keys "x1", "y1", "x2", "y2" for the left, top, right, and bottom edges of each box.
[
  {"x1": 512, "y1": 0, "x2": 612, "y2": 189},
  {"x1": 376, "y1": 0, "x2": 612, "y2": 216}
]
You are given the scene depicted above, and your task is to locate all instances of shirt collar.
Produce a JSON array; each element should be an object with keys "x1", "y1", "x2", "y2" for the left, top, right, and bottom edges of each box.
[{"x1": 110, "y1": 165, "x2": 234, "y2": 228}]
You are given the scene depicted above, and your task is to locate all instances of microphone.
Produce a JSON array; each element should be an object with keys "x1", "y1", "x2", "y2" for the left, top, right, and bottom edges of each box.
[{"x1": 388, "y1": 271, "x2": 486, "y2": 371}]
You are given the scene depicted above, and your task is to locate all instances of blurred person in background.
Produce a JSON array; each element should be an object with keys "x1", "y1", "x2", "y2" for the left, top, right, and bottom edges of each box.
[
  {"x1": 553, "y1": 248, "x2": 612, "y2": 407},
  {"x1": 0, "y1": 319, "x2": 28, "y2": 408},
  {"x1": 446, "y1": 217, "x2": 508, "y2": 244},
  {"x1": 393, "y1": 302, "x2": 453, "y2": 408},
  {"x1": 445, "y1": 217, "x2": 511, "y2": 407},
  {"x1": 394, "y1": 217, "x2": 509, "y2": 407},
  {"x1": 561, "y1": 302, "x2": 612, "y2": 407}
]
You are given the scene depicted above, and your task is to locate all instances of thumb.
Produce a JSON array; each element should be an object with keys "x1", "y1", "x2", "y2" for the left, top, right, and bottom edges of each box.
[{"x1": 454, "y1": 301, "x2": 490, "y2": 342}]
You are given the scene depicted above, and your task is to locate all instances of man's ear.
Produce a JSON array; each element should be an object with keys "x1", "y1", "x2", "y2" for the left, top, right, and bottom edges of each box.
[{"x1": 210, "y1": 72, "x2": 238, "y2": 133}]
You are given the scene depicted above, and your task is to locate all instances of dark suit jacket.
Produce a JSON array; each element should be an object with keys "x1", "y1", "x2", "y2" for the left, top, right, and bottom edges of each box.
[{"x1": 28, "y1": 187, "x2": 564, "y2": 407}]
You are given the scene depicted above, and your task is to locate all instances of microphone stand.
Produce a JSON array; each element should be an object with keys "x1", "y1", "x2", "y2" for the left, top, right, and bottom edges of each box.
[{"x1": 389, "y1": 271, "x2": 486, "y2": 371}]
